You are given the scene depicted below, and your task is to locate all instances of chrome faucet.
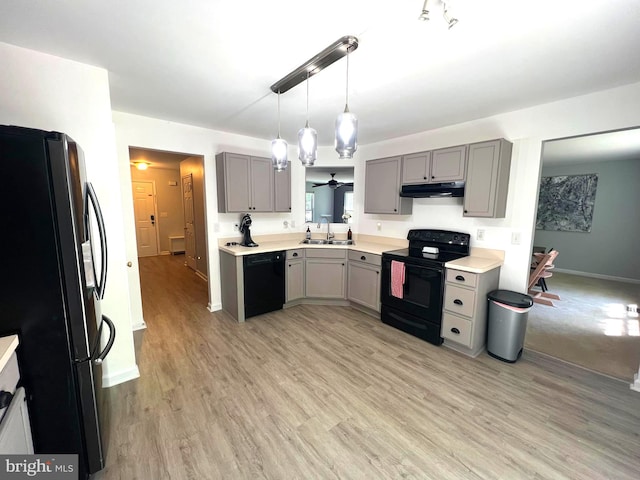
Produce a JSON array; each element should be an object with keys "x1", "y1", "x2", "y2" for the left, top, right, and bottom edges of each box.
[{"x1": 318, "y1": 215, "x2": 334, "y2": 241}]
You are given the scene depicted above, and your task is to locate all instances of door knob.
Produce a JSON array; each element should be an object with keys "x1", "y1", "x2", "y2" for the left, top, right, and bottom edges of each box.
[{"x1": 150, "y1": 214, "x2": 155, "y2": 225}]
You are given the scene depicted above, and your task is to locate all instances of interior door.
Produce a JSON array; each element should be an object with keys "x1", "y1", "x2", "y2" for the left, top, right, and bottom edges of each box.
[
  {"x1": 132, "y1": 181, "x2": 158, "y2": 257},
  {"x1": 182, "y1": 174, "x2": 196, "y2": 270}
]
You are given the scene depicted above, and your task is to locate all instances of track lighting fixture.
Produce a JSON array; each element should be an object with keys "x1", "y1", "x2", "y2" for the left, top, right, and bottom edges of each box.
[{"x1": 418, "y1": 0, "x2": 458, "y2": 28}]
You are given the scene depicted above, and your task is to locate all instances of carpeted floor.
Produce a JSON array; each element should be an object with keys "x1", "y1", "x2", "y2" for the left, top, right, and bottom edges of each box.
[{"x1": 525, "y1": 271, "x2": 640, "y2": 381}]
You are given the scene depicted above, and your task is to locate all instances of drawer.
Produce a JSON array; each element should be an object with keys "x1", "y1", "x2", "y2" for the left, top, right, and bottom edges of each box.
[
  {"x1": 287, "y1": 249, "x2": 304, "y2": 259},
  {"x1": 444, "y1": 285, "x2": 476, "y2": 318},
  {"x1": 446, "y1": 269, "x2": 478, "y2": 288},
  {"x1": 348, "y1": 250, "x2": 381, "y2": 267},
  {"x1": 442, "y1": 312, "x2": 473, "y2": 347},
  {"x1": 305, "y1": 248, "x2": 346, "y2": 259}
]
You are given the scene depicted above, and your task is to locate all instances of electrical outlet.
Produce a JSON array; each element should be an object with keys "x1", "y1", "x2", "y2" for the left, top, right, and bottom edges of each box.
[
  {"x1": 377, "y1": 222, "x2": 382, "y2": 231},
  {"x1": 233, "y1": 223, "x2": 239, "y2": 231},
  {"x1": 291, "y1": 220, "x2": 296, "y2": 228},
  {"x1": 477, "y1": 229, "x2": 485, "y2": 241},
  {"x1": 511, "y1": 231, "x2": 521, "y2": 245}
]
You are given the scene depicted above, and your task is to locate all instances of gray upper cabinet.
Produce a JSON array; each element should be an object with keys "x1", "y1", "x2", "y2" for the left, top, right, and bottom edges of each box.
[
  {"x1": 274, "y1": 162, "x2": 291, "y2": 212},
  {"x1": 364, "y1": 156, "x2": 412, "y2": 215},
  {"x1": 216, "y1": 152, "x2": 274, "y2": 213},
  {"x1": 431, "y1": 145, "x2": 467, "y2": 182},
  {"x1": 249, "y1": 156, "x2": 274, "y2": 212},
  {"x1": 402, "y1": 151, "x2": 431, "y2": 184},
  {"x1": 401, "y1": 146, "x2": 466, "y2": 185},
  {"x1": 463, "y1": 139, "x2": 512, "y2": 218}
]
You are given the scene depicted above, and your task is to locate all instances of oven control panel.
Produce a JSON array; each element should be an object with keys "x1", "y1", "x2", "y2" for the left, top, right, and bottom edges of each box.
[{"x1": 407, "y1": 229, "x2": 470, "y2": 247}]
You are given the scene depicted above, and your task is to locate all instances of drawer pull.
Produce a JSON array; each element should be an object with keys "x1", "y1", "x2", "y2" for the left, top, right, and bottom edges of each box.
[
  {"x1": 451, "y1": 328, "x2": 460, "y2": 335},
  {"x1": 453, "y1": 299, "x2": 463, "y2": 306},
  {"x1": 292, "y1": 252, "x2": 298, "y2": 257},
  {"x1": 361, "y1": 255, "x2": 366, "y2": 261},
  {"x1": 455, "y1": 275, "x2": 465, "y2": 281}
]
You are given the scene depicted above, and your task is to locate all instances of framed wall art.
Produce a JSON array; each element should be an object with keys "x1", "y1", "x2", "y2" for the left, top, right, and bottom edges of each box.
[{"x1": 536, "y1": 173, "x2": 598, "y2": 232}]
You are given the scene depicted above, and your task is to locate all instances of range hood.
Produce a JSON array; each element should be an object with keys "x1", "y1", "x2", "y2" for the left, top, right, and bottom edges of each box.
[{"x1": 400, "y1": 181, "x2": 465, "y2": 198}]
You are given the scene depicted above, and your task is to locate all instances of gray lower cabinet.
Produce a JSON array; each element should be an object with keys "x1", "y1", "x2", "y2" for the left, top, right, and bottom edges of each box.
[
  {"x1": 347, "y1": 250, "x2": 381, "y2": 312},
  {"x1": 441, "y1": 267, "x2": 500, "y2": 357},
  {"x1": 305, "y1": 249, "x2": 347, "y2": 299},
  {"x1": 286, "y1": 249, "x2": 304, "y2": 302},
  {"x1": 364, "y1": 156, "x2": 412, "y2": 215},
  {"x1": 216, "y1": 152, "x2": 274, "y2": 213},
  {"x1": 463, "y1": 139, "x2": 512, "y2": 218},
  {"x1": 274, "y1": 162, "x2": 291, "y2": 212}
]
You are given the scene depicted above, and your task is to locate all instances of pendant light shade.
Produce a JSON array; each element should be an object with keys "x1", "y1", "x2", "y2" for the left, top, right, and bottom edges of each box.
[
  {"x1": 298, "y1": 74, "x2": 317, "y2": 166},
  {"x1": 335, "y1": 51, "x2": 357, "y2": 159},
  {"x1": 271, "y1": 92, "x2": 288, "y2": 171}
]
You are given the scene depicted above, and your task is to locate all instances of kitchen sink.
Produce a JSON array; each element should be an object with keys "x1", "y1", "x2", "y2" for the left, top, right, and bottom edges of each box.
[{"x1": 300, "y1": 239, "x2": 355, "y2": 245}]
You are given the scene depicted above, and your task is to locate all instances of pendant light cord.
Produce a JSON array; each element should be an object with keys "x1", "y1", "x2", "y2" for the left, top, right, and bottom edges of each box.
[
  {"x1": 306, "y1": 73, "x2": 310, "y2": 124},
  {"x1": 277, "y1": 92, "x2": 282, "y2": 138},
  {"x1": 345, "y1": 51, "x2": 350, "y2": 107}
]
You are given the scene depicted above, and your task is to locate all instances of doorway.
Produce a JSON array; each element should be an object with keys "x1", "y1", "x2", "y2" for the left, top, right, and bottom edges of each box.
[{"x1": 527, "y1": 127, "x2": 640, "y2": 381}]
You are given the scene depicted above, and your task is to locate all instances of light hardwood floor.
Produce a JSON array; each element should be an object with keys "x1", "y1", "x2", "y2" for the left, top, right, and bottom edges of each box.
[{"x1": 95, "y1": 255, "x2": 640, "y2": 479}]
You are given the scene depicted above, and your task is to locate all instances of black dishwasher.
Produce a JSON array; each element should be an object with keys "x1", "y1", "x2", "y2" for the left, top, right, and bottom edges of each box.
[{"x1": 243, "y1": 251, "x2": 285, "y2": 319}]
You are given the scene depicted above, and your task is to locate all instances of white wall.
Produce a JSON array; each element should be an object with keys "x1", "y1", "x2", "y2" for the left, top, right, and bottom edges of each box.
[
  {"x1": 0, "y1": 42, "x2": 138, "y2": 386},
  {"x1": 534, "y1": 158, "x2": 640, "y2": 281}
]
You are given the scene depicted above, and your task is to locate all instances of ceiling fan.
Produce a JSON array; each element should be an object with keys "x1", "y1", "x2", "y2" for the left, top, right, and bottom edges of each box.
[{"x1": 312, "y1": 173, "x2": 354, "y2": 190}]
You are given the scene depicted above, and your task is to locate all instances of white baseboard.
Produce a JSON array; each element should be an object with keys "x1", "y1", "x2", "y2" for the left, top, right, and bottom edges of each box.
[
  {"x1": 208, "y1": 302, "x2": 222, "y2": 312},
  {"x1": 159, "y1": 250, "x2": 171, "y2": 256},
  {"x1": 132, "y1": 321, "x2": 147, "y2": 331},
  {"x1": 102, "y1": 365, "x2": 140, "y2": 388},
  {"x1": 554, "y1": 268, "x2": 640, "y2": 285},
  {"x1": 632, "y1": 372, "x2": 640, "y2": 393}
]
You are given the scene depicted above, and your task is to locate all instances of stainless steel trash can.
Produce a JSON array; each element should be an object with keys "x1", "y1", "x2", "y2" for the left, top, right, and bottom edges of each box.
[{"x1": 487, "y1": 290, "x2": 534, "y2": 363}]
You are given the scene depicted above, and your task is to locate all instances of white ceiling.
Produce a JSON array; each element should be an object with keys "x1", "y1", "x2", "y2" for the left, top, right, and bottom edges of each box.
[
  {"x1": 1, "y1": 1, "x2": 640, "y2": 150},
  {"x1": 543, "y1": 128, "x2": 640, "y2": 166}
]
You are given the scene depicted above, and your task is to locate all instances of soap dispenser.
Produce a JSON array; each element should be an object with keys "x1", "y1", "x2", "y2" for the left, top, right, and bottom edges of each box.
[
  {"x1": 306, "y1": 226, "x2": 311, "y2": 240},
  {"x1": 347, "y1": 227, "x2": 352, "y2": 240}
]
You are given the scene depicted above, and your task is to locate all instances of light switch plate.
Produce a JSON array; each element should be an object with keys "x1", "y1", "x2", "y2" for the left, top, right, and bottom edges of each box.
[
  {"x1": 477, "y1": 229, "x2": 485, "y2": 241},
  {"x1": 511, "y1": 231, "x2": 521, "y2": 245}
]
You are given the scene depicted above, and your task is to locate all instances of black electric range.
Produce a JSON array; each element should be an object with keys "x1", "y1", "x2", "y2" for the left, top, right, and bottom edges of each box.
[{"x1": 380, "y1": 229, "x2": 470, "y2": 345}]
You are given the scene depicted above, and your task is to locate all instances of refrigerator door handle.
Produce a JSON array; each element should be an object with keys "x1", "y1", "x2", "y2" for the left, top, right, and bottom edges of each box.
[
  {"x1": 85, "y1": 182, "x2": 108, "y2": 299},
  {"x1": 94, "y1": 315, "x2": 115, "y2": 365}
]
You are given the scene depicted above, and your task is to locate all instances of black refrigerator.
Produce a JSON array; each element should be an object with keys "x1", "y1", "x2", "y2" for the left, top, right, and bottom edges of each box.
[{"x1": 0, "y1": 125, "x2": 115, "y2": 479}]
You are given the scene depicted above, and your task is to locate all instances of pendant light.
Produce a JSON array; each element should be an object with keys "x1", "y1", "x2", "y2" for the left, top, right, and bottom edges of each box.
[
  {"x1": 335, "y1": 50, "x2": 357, "y2": 159},
  {"x1": 298, "y1": 73, "x2": 318, "y2": 166},
  {"x1": 271, "y1": 92, "x2": 288, "y2": 172}
]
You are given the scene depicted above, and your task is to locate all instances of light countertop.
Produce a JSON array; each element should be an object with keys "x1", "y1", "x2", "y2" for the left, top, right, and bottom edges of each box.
[
  {"x1": 219, "y1": 239, "x2": 398, "y2": 257},
  {"x1": 0, "y1": 334, "x2": 19, "y2": 372},
  {"x1": 445, "y1": 256, "x2": 503, "y2": 273},
  {"x1": 218, "y1": 234, "x2": 503, "y2": 273}
]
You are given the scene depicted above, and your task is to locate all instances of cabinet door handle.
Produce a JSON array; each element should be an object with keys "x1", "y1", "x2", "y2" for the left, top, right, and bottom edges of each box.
[
  {"x1": 288, "y1": 264, "x2": 292, "y2": 267},
  {"x1": 360, "y1": 255, "x2": 366, "y2": 260},
  {"x1": 454, "y1": 299, "x2": 463, "y2": 306},
  {"x1": 393, "y1": 208, "x2": 397, "y2": 212},
  {"x1": 293, "y1": 252, "x2": 298, "y2": 257},
  {"x1": 455, "y1": 275, "x2": 465, "y2": 281},
  {"x1": 342, "y1": 263, "x2": 345, "y2": 266},
  {"x1": 431, "y1": 176, "x2": 435, "y2": 179},
  {"x1": 451, "y1": 327, "x2": 460, "y2": 335}
]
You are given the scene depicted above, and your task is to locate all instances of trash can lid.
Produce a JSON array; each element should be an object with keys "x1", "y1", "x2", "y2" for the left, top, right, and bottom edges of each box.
[{"x1": 488, "y1": 289, "x2": 534, "y2": 308}]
